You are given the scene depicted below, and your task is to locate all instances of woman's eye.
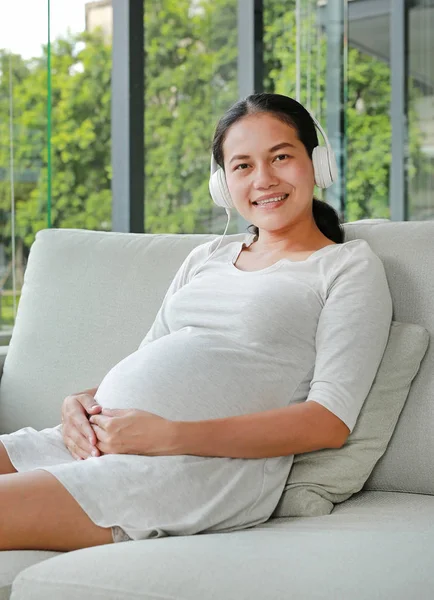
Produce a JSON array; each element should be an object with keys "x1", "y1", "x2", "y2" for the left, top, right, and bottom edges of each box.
[
  {"x1": 274, "y1": 154, "x2": 291, "y2": 161},
  {"x1": 234, "y1": 163, "x2": 249, "y2": 171}
]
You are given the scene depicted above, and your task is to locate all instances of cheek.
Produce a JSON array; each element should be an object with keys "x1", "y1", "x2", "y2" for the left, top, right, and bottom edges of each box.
[
  {"x1": 289, "y1": 161, "x2": 315, "y2": 186},
  {"x1": 225, "y1": 172, "x2": 247, "y2": 198}
]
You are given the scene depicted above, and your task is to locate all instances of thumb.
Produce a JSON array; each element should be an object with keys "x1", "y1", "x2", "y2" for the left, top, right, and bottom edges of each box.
[{"x1": 79, "y1": 397, "x2": 102, "y2": 414}]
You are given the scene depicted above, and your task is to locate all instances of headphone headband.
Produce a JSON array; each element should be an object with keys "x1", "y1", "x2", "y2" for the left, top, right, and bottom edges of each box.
[
  {"x1": 309, "y1": 113, "x2": 334, "y2": 156},
  {"x1": 210, "y1": 153, "x2": 219, "y2": 177}
]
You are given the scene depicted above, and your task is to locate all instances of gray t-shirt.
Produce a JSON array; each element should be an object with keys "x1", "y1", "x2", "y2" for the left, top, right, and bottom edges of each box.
[{"x1": 97, "y1": 233, "x2": 392, "y2": 433}]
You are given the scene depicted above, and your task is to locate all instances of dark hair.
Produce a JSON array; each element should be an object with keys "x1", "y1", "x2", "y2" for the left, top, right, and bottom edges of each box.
[{"x1": 211, "y1": 93, "x2": 344, "y2": 244}]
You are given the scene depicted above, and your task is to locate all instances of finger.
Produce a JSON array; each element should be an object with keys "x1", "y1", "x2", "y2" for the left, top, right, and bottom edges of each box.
[
  {"x1": 94, "y1": 439, "x2": 111, "y2": 455},
  {"x1": 64, "y1": 407, "x2": 96, "y2": 444},
  {"x1": 67, "y1": 440, "x2": 87, "y2": 460},
  {"x1": 90, "y1": 423, "x2": 108, "y2": 443},
  {"x1": 87, "y1": 423, "x2": 98, "y2": 447},
  {"x1": 101, "y1": 408, "x2": 123, "y2": 416},
  {"x1": 89, "y1": 414, "x2": 110, "y2": 430},
  {"x1": 84, "y1": 425, "x2": 99, "y2": 452},
  {"x1": 71, "y1": 439, "x2": 100, "y2": 459},
  {"x1": 74, "y1": 434, "x2": 93, "y2": 459},
  {"x1": 87, "y1": 423, "x2": 102, "y2": 455},
  {"x1": 77, "y1": 394, "x2": 102, "y2": 415},
  {"x1": 75, "y1": 412, "x2": 100, "y2": 445},
  {"x1": 88, "y1": 425, "x2": 102, "y2": 457},
  {"x1": 62, "y1": 422, "x2": 90, "y2": 454},
  {"x1": 62, "y1": 404, "x2": 101, "y2": 457},
  {"x1": 91, "y1": 426, "x2": 113, "y2": 455},
  {"x1": 70, "y1": 427, "x2": 101, "y2": 458}
]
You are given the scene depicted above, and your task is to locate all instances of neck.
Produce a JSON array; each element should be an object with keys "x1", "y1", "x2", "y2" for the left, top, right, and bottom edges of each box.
[{"x1": 251, "y1": 221, "x2": 329, "y2": 254}]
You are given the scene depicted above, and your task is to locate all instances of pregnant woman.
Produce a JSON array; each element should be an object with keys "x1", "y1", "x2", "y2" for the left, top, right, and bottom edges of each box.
[{"x1": 0, "y1": 93, "x2": 393, "y2": 551}]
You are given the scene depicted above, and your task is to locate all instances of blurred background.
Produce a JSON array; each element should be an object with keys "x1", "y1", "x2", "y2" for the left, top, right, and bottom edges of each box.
[{"x1": 0, "y1": 0, "x2": 433, "y2": 340}]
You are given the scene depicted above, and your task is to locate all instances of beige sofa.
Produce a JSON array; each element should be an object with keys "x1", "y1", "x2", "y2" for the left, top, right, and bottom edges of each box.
[{"x1": 0, "y1": 219, "x2": 433, "y2": 599}]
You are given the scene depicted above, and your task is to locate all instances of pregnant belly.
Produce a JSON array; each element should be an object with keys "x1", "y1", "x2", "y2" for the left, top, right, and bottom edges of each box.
[{"x1": 94, "y1": 331, "x2": 288, "y2": 421}]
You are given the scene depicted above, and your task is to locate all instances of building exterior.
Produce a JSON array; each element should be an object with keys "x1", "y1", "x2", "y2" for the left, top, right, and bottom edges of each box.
[{"x1": 85, "y1": 0, "x2": 113, "y2": 43}]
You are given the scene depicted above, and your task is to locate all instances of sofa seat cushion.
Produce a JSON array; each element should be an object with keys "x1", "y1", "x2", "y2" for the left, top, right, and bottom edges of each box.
[
  {"x1": 0, "y1": 551, "x2": 58, "y2": 600},
  {"x1": 10, "y1": 492, "x2": 434, "y2": 600}
]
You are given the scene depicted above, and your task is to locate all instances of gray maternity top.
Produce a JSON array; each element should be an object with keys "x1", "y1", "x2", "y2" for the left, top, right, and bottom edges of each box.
[{"x1": 0, "y1": 233, "x2": 393, "y2": 543}]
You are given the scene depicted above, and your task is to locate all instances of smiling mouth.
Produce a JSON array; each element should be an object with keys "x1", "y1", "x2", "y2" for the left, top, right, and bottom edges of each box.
[{"x1": 252, "y1": 194, "x2": 289, "y2": 206}]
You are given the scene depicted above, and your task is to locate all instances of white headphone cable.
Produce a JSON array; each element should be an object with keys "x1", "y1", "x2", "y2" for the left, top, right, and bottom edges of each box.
[{"x1": 190, "y1": 208, "x2": 231, "y2": 280}]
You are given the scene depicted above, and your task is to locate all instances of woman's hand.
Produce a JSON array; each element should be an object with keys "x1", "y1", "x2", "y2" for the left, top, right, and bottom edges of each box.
[
  {"x1": 61, "y1": 393, "x2": 103, "y2": 460},
  {"x1": 88, "y1": 408, "x2": 176, "y2": 457}
]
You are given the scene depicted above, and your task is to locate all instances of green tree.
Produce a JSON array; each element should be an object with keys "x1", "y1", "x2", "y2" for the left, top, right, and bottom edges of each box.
[
  {"x1": 0, "y1": 51, "x2": 35, "y2": 260},
  {"x1": 0, "y1": 29, "x2": 112, "y2": 257},
  {"x1": 144, "y1": 0, "x2": 238, "y2": 233},
  {"x1": 345, "y1": 48, "x2": 391, "y2": 221},
  {"x1": 263, "y1": 3, "x2": 394, "y2": 222}
]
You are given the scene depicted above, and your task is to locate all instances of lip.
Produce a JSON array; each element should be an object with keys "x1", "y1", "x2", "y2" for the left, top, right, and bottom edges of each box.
[
  {"x1": 253, "y1": 198, "x2": 286, "y2": 210},
  {"x1": 252, "y1": 192, "x2": 289, "y2": 204}
]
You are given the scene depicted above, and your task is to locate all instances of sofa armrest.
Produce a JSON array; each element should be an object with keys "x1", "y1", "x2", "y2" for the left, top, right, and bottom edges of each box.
[{"x1": 0, "y1": 346, "x2": 8, "y2": 381}]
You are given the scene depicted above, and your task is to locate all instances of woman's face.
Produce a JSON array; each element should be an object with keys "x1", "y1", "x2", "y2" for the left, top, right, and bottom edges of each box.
[{"x1": 222, "y1": 113, "x2": 316, "y2": 235}]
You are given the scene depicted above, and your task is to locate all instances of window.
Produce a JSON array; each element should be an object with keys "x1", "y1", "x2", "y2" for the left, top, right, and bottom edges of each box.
[{"x1": 0, "y1": 0, "x2": 112, "y2": 335}]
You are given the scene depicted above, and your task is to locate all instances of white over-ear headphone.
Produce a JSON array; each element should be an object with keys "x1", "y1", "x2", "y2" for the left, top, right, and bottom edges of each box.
[{"x1": 209, "y1": 113, "x2": 338, "y2": 210}]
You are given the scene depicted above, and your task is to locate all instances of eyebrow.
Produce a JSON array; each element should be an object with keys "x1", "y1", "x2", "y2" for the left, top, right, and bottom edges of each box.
[{"x1": 229, "y1": 142, "x2": 296, "y2": 164}]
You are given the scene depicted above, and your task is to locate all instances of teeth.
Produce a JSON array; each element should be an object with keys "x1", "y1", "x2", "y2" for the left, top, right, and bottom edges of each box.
[{"x1": 255, "y1": 195, "x2": 286, "y2": 205}]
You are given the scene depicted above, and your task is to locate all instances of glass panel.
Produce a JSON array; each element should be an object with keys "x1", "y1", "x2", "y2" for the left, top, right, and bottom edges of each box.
[
  {"x1": 143, "y1": 0, "x2": 238, "y2": 234},
  {"x1": 264, "y1": 0, "x2": 325, "y2": 113},
  {"x1": 49, "y1": 0, "x2": 112, "y2": 231},
  {"x1": 347, "y1": 1, "x2": 391, "y2": 221},
  {"x1": 0, "y1": 0, "x2": 49, "y2": 339},
  {"x1": 408, "y1": 0, "x2": 434, "y2": 220},
  {"x1": 264, "y1": 0, "x2": 345, "y2": 217},
  {"x1": 0, "y1": 0, "x2": 112, "y2": 338}
]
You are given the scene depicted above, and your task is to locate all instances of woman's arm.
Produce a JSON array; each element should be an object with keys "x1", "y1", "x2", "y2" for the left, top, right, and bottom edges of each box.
[{"x1": 170, "y1": 401, "x2": 349, "y2": 459}]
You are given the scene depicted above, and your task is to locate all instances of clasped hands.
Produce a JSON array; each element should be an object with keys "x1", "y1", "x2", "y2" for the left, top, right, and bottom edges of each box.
[
  {"x1": 89, "y1": 407, "x2": 176, "y2": 457},
  {"x1": 61, "y1": 393, "x2": 178, "y2": 460}
]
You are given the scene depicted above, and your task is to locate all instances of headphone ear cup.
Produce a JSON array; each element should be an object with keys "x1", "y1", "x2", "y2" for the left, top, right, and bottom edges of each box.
[
  {"x1": 209, "y1": 168, "x2": 234, "y2": 209},
  {"x1": 327, "y1": 147, "x2": 338, "y2": 185},
  {"x1": 312, "y1": 146, "x2": 335, "y2": 189}
]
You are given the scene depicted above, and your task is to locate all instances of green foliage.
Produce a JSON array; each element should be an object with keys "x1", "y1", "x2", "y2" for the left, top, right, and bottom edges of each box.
[
  {"x1": 144, "y1": 0, "x2": 237, "y2": 233},
  {"x1": 0, "y1": 292, "x2": 20, "y2": 327},
  {"x1": 264, "y1": 0, "x2": 325, "y2": 113},
  {"x1": 0, "y1": 51, "x2": 34, "y2": 252},
  {"x1": 263, "y1": 6, "x2": 394, "y2": 222},
  {"x1": 345, "y1": 47, "x2": 392, "y2": 221},
  {"x1": 0, "y1": 30, "x2": 112, "y2": 258}
]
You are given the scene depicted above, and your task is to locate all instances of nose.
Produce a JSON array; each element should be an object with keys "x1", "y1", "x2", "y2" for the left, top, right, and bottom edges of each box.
[{"x1": 253, "y1": 163, "x2": 279, "y2": 190}]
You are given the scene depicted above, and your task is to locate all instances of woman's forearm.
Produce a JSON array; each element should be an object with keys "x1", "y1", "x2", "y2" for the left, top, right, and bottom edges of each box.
[{"x1": 171, "y1": 401, "x2": 347, "y2": 459}]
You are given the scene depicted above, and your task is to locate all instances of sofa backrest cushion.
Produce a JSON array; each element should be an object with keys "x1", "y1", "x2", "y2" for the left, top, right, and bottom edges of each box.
[
  {"x1": 343, "y1": 221, "x2": 433, "y2": 494},
  {"x1": 272, "y1": 320, "x2": 429, "y2": 517},
  {"x1": 0, "y1": 220, "x2": 432, "y2": 494},
  {"x1": 0, "y1": 229, "x2": 220, "y2": 434}
]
